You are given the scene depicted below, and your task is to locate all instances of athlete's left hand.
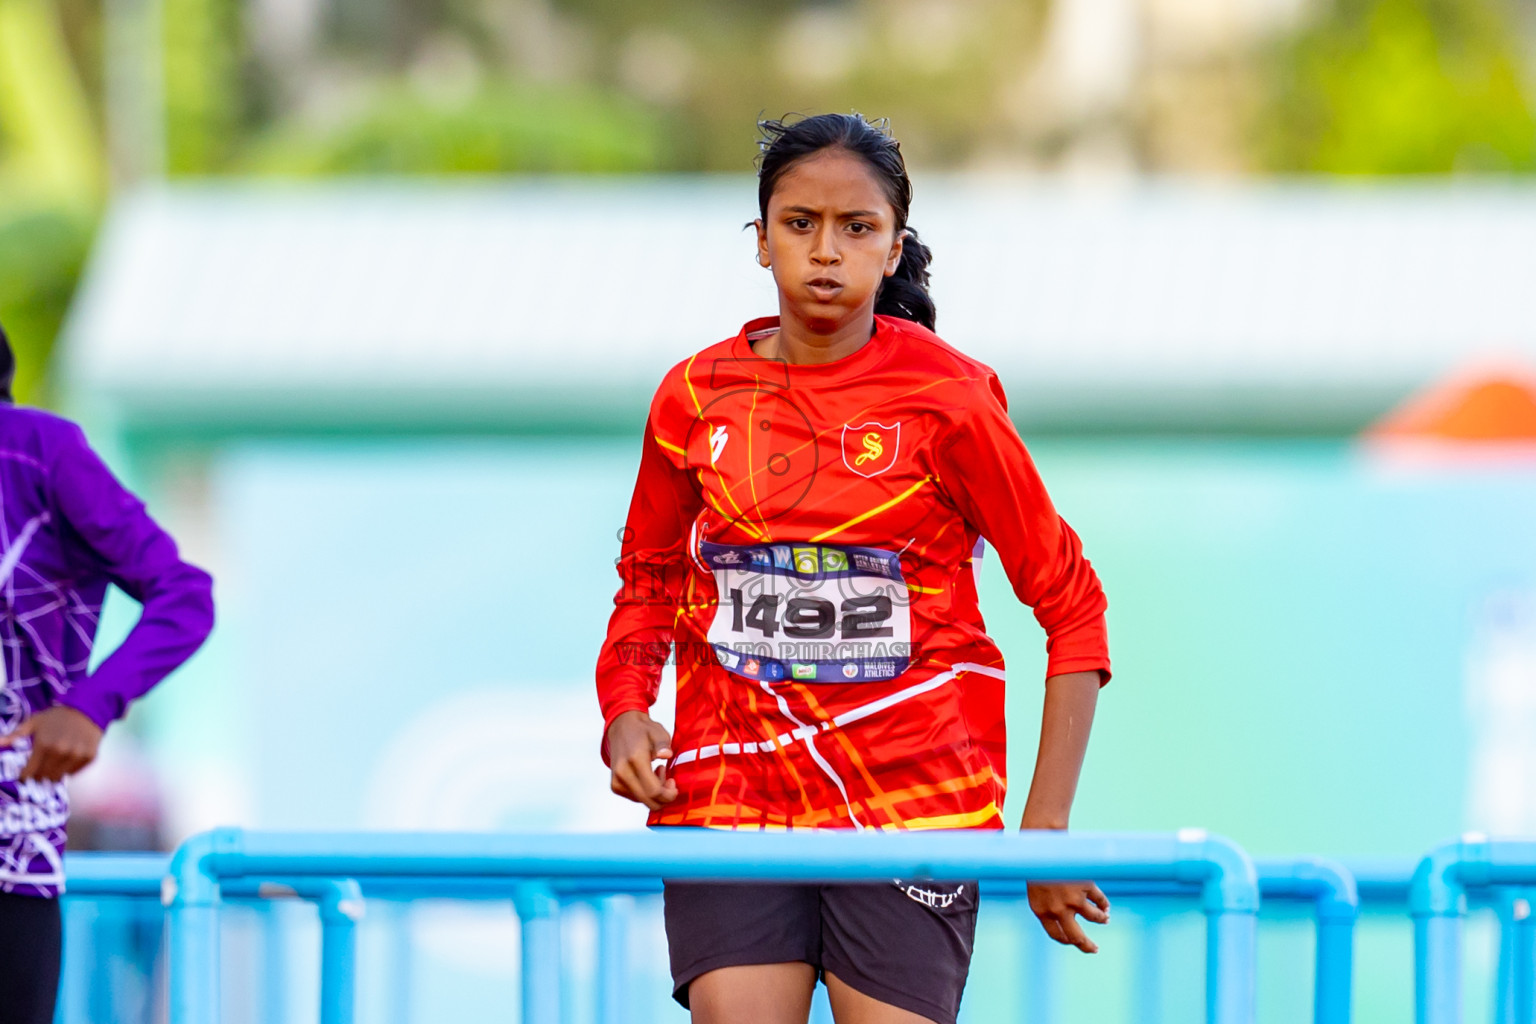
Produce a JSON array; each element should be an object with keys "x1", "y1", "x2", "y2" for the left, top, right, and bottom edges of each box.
[
  {"x1": 0, "y1": 707, "x2": 104, "y2": 783},
  {"x1": 1028, "y1": 881, "x2": 1110, "y2": 954}
]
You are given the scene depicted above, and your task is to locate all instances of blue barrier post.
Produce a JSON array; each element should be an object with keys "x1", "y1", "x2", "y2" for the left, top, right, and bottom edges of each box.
[
  {"x1": 1512, "y1": 890, "x2": 1536, "y2": 1024},
  {"x1": 1208, "y1": 899, "x2": 1257, "y2": 1024},
  {"x1": 261, "y1": 899, "x2": 288, "y2": 1024},
  {"x1": 1496, "y1": 890, "x2": 1519, "y2": 1024},
  {"x1": 1255, "y1": 857, "x2": 1358, "y2": 1024},
  {"x1": 1414, "y1": 836, "x2": 1536, "y2": 1024},
  {"x1": 167, "y1": 830, "x2": 235, "y2": 1024},
  {"x1": 56, "y1": 898, "x2": 98, "y2": 1024},
  {"x1": 238, "y1": 879, "x2": 364, "y2": 1024},
  {"x1": 596, "y1": 896, "x2": 630, "y2": 1024},
  {"x1": 1186, "y1": 830, "x2": 1259, "y2": 1024},
  {"x1": 1133, "y1": 903, "x2": 1169, "y2": 1024},
  {"x1": 1019, "y1": 902, "x2": 1059, "y2": 1024},
  {"x1": 514, "y1": 882, "x2": 561, "y2": 1024},
  {"x1": 810, "y1": 984, "x2": 836, "y2": 1024},
  {"x1": 315, "y1": 881, "x2": 364, "y2": 1024}
]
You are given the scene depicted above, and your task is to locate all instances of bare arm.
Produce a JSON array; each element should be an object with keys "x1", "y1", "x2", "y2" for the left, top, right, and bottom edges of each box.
[
  {"x1": 1020, "y1": 671, "x2": 1100, "y2": 830},
  {"x1": 1021, "y1": 670, "x2": 1111, "y2": 953}
]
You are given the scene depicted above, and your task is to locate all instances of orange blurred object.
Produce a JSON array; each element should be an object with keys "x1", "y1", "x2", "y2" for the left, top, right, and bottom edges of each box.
[{"x1": 1367, "y1": 366, "x2": 1536, "y2": 443}]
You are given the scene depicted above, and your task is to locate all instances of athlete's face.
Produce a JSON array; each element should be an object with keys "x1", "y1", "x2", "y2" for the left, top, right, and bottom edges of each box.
[{"x1": 756, "y1": 148, "x2": 905, "y2": 332}]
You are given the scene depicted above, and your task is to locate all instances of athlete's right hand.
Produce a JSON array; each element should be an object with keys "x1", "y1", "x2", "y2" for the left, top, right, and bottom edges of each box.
[{"x1": 607, "y1": 711, "x2": 679, "y2": 810}]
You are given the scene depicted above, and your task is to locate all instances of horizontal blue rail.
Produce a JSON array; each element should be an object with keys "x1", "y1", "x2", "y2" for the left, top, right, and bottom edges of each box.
[
  {"x1": 65, "y1": 845, "x2": 1361, "y2": 1024},
  {"x1": 161, "y1": 827, "x2": 1260, "y2": 1024},
  {"x1": 58, "y1": 835, "x2": 1536, "y2": 1024}
]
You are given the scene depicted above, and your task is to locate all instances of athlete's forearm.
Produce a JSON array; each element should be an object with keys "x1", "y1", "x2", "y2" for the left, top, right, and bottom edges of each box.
[{"x1": 1019, "y1": 670, "x2": 1100, "y2": 830}]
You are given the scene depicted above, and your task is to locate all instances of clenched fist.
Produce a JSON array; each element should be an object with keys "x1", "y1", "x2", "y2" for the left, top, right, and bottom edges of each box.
[{"x1": 606, "y1": 710, "x2": 678, "y2": 811}]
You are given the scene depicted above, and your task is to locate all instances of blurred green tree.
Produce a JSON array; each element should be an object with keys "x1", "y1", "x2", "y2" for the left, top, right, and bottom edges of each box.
[
  {"x1": 0, "y1": 203, "x2": 92, "y2": 405},
  {"x1": 164, "y1": 0, "x2": 242, "y2": 172},
  {"x1": 244, "y1": 82, "x2": 672, "y2": 174},
  {"x1": 0, "y1": 0, "x2": 101, "y2": 403},
  {"x1": 1261, "y1": 0, "x2": 1536, "y2": 173},
  {"x1": 0, "y1": 0, "x2": 103, "y2": 194}
]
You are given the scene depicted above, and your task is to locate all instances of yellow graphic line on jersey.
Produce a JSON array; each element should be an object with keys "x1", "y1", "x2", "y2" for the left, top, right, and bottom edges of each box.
[
  {"x1": 654, "y1": 435, "x2": 687, "y2": 457},
  {"x1": 901, "y1": 803, "x2": 1003, "y2": 831},
  {"x1": 907, "y1": 582, "x2": 943, "y2": 595},
  {"x1": 874, "y1": 765, "x2": 1001, "y2": 809},
  {"x1": 910, "y1": 516, "x2": 957, "y2": 558},
  {"x1": 736, "y1": 386, "x2": 772, "y2": 543},
  {"x1": 716, "y1": 374, "x2": 973, "y2": 506},
  {"x1": 679, "y1": 358, "x2": 769, "y2": 540},
  {"x1": 683, "y1": 351, "x2": 773, "y2": 539},
  {"x1": 842, "y1": 375, "x2": 961, "y2": 431},
  {"x1": 808, "y1": 476, "x2": 933, "y2": 543},
  {"x1": 696, "y1": 471, "x2": 767, "y2": 541},
  {"x1": 713, "y1": 465, "x2": 768, "y2": 540}
]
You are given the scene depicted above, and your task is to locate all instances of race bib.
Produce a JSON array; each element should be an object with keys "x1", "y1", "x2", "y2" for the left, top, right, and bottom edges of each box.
[{"x1": 702, "y1": 541, "x2": 913, "y2": 684}]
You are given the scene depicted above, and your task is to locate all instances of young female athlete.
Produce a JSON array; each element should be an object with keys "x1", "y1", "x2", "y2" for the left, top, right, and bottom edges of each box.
[
  {"x1": 0, "y1": 321, "x2": 215, "y2": 1024},
  {"x1": 597, "y1": 113, "x2": 1111, "y2": 1024}
]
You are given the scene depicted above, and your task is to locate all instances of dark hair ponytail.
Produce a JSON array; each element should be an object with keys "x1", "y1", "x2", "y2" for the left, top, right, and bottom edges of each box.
[
  {"x1": 756, "y1": 113, "x2": 936, "y2": 331},
  {"x1": 876, "y1": 227, "x2": 934, "y2": 329}
]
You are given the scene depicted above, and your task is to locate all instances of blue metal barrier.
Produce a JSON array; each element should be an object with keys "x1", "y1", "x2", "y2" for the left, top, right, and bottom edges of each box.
[
  {"x1": 62, "y1": 853, "x2": 363, "y2": 1024},
  {"x1": 162, "y1": 828, "x2": 1261, "y2": 1024},
  {"x1": 986, "y1": 856, "x2": 1357, "y2": 1024},
  {"x1": 1413, "y1": 836, "x2": 1536, "y2": 1024},
  {"x1": 1493, "y1": 888, "x2": 1536, "y2": 1024},
  {"x1": 60, "y1": 840, "x2": 1536, "y2": 1024},
  {"x1": 1342, "y1": 856, "x2": 1536, "y2": 1024},
  {"x1": 1255, "y1": 857, "x2": 1358, "y2": 1024}
]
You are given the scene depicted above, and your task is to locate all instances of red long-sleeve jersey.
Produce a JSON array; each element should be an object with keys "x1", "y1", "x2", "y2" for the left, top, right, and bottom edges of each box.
[{"x1": 597, "y1": 315, "x2": 1109, "y2": 831}]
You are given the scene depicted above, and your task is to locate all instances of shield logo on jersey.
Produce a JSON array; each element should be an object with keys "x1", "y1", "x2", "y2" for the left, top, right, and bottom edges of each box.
[{"x1": 842, "y1": 422, "x2": 900, "y2": 478}]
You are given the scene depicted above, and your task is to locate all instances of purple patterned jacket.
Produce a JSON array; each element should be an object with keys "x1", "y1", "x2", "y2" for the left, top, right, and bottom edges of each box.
[{"x1": 0, "y1": 399, "x2": 214, "y2": 897}]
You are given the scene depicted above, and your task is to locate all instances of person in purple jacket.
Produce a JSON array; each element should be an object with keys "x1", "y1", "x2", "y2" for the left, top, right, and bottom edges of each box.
[{"x1": 0, "y1": 321, "x2": 215, "y2": 1024}]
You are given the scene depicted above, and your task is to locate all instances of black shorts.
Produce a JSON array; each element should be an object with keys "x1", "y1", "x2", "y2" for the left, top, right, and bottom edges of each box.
[
  {"x1": 0, "y1": 892, "x2": 62, "y2": 1024},
  {"x1": 663, "y1": 879, "x2": 977, "y2": 1024}
]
